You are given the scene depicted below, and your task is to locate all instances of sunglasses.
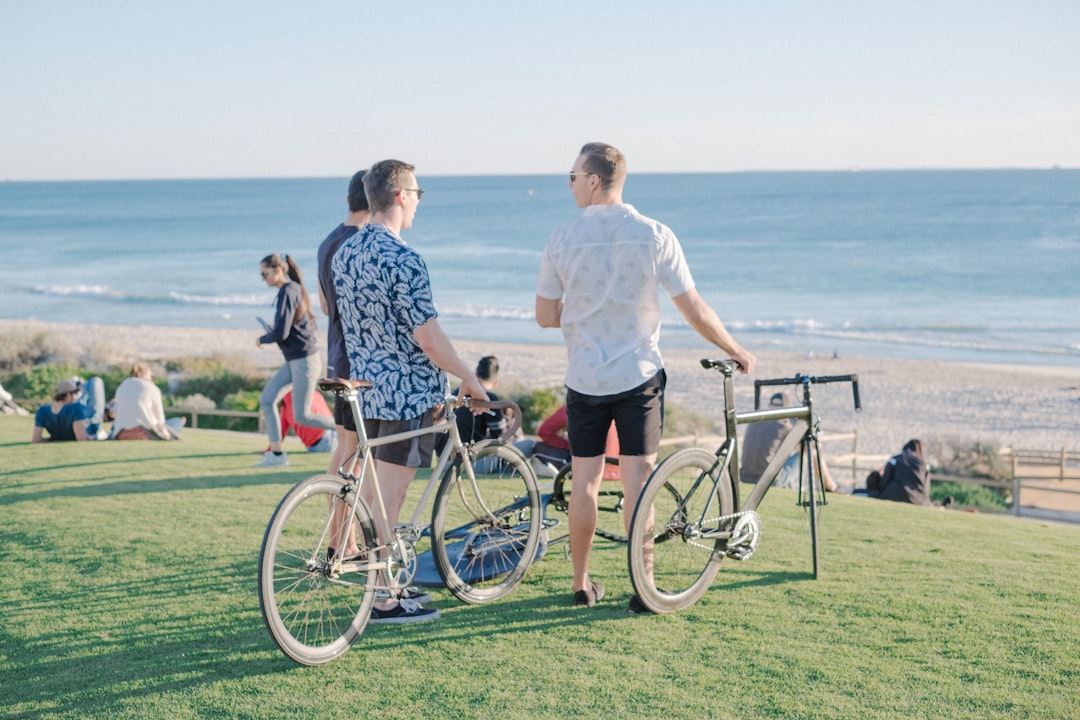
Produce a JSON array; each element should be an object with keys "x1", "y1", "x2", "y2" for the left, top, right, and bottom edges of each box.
[
  {"x1": 569, "y1": 171, "x2": 596, "y2": 182},
  {"x1": 402, "y1": 188, "x2": 425, "y2": 200}
]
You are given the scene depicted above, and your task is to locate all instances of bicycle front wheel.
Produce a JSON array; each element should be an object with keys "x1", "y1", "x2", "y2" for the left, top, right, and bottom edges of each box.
[
  {"x1": 432, "y1": 441, "x2": 542, "y2": 604},
  {"x1": 628, "y1": 447, "x2": 734, "y2": 614},
  {"x1": 258, "y1": 475, "x2": 378, "y2": 666}
]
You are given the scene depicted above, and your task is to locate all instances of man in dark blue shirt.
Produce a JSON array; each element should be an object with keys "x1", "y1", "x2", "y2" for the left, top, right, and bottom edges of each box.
[{"x1": 32, "y1": 379, "x2": 94, "y2": 442}]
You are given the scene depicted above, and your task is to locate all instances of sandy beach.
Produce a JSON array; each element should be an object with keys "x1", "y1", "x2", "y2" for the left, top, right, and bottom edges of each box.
[{"x1": 3, "y1": 318, "x2": 1078, "y2": 458}]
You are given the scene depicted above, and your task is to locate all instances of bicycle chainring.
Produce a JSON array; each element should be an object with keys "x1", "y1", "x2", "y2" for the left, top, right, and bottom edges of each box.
[
  {"x1": 726, "y1": 510, "x2": 761, "y2": 561},
  {"x1": 388, "y1": 539, "x2": 418, "y2": 587}
]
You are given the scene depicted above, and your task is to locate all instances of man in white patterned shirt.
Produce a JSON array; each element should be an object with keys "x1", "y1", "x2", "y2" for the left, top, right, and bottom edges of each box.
[{"x1": 536, "y1": 142, "x2": 756, "y2": 613}]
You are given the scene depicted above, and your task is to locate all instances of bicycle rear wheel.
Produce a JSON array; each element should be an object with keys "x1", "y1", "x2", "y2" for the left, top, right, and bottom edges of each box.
[
  {"x1": 628, "y1": 447, "x2": 734, "y2": 614},
  {"x1": 258, "y1": 475, "x2": 378, "y2": 666},
  {"x1": 550, "y1": 464, "x2": 628, "y2": 543},
  {"x1": 432, "y1": 441, "x2": 542, "y2": 604}
]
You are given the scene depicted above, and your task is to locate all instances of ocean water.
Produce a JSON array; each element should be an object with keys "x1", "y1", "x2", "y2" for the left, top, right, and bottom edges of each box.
[{"x1": 2, "y1": 170, "x2": 1078, "y2": 367}]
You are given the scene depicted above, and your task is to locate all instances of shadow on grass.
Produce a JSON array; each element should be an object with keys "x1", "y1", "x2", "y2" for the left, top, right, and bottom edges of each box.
[
  {"x1": 2, "y1": 452, "x2": 254, "y2": 479},
  {"x1": 0, "y1": 558, "x2": 288, "y2": 718},
  {"x1": 0, "y1": 467, "x2": 302, "y2": 505},
  {"x1": 315, "y1": 566, "x2": 811, "y2": 659}
]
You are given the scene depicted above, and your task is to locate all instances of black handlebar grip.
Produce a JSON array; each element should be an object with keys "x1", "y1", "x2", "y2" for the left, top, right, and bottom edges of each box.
[{"x1": 852, "y1": 376, "x2": 861, "y2": 411}]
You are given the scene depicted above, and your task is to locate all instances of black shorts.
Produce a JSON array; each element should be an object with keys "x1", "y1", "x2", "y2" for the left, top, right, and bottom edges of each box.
[
  {"x1": 362, "y1": 408, "x2": 436, "y2": 468},
  {"x1": 333, "y1": 395, "x2": 357, "y2": 432},
  {"x1": 565, "y1": 370, "x2": 666, "y2": 458}
]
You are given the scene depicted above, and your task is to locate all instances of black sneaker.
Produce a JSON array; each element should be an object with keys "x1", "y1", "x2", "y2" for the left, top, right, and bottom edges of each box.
[
  {"x1": 572, "y1": 580, "x2": 605, "y2": 607},
  {"x1": 369, "y1": 599, "x2": 441, "y2": 625},
  {"x1": 627, "y1": 594, "x2": 652, "y2": 615}
]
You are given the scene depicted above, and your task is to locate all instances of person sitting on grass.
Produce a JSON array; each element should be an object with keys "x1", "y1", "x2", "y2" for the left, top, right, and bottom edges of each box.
[
  {"x1": 270, "y1": 390, "x2": 336, "y2": 453},
  {"x1": 32, "y1": 378, "x2": 101, "y2": 442},
  {"x1": 741, "y1": 392, "x2": 838, "y2": 492},
  {"x1": 110, "y1": 362, "x2": 185, "y2": 440},
  {"x1": 866, "y1": 438, "x2": 941, "y2": 507}
]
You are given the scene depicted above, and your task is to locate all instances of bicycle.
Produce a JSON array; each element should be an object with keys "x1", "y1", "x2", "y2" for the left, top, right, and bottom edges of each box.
[
  {"x1": 627, "y1": 359, "x2": 860, "y2": 614},
  {"x1": 257, "y1": 378, "x2": 543, "y2": 666},
  {"x1": 548, "y1": 458, "x2": 628, "y2": 543}
]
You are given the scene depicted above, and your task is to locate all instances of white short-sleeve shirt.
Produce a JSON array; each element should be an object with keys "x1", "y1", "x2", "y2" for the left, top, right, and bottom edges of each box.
[{"x1": 536, "y1": 203, "x2": 695, "y2": 396}]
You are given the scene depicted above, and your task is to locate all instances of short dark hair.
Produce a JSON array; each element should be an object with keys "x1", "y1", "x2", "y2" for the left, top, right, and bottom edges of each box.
[
  {"x1": 476, "y1": 356, "x2": 499, "y2": 382},
  {"x1": 347, "y1": 170, "x2": 369, "y2": 213},
  {"x1": 363, "y1": 160, "x2": 415, "y2": 213},
  {"x1": 578, "y1": 142, "x2": 627, "y2": 191}
]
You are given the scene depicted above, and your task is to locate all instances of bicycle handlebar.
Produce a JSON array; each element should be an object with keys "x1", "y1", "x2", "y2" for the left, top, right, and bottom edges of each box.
[
  {"x1": 699, "y1": 359, "x2": 861, "y2": 412},
  {"x1": 459, "y1": 397, "x2": 523, "y2": 443}
]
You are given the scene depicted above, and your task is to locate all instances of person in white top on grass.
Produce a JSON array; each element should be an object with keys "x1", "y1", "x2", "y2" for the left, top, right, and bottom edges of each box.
[
  {"x1": 535, "y1": 142, "x2": 756, "y2": 613},
  {"x1": 111, "y1": 362, "x2": 185, "y2": 440}
]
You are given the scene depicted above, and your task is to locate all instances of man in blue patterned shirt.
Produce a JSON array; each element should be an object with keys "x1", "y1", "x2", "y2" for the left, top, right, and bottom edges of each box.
[{"x1": 332, "y1": 158, "x2": 487, "y2": 624}]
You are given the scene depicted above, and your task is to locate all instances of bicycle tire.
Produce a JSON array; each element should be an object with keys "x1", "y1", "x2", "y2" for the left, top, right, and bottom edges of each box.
[
  {"x1": 550, "y1": 464, "x2": 628, "y2": 543},
  {"x1": 432, "y1": 441, "x2": 542, "y2": 604},
  {"x1": 628, "y1": 447, "x2": 734, "y2": 614},
  {"x1": 258, "y1": 475, "x2": 378, "y2": 666}
]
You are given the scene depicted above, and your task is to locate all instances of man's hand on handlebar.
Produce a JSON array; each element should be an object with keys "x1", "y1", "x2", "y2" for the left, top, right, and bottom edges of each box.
[{"x1": 458, "y1": 375, "x2": 490, "y2": 415}]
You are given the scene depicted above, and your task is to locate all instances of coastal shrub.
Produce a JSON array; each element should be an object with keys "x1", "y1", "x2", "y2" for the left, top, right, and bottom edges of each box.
[
  {"x1": 513, "y1": 388, "x2": 563, "y2": 434},
  {"x1": 928, "y1": 438, "x2": 1011, "y2": 509},
  {"x1": 931, "y1": 480, "x2": 1009, "y2": 512},
  {"x1": 167, "y1": 355, "x2": 264, "y2": 406},
  {"x1": 3, "y1": 365, "x2": 81, "y2": 402},
  {"x1": 0, "y1": 328, "x2": 77, "y2": 372},
  {"x1": 223, "y1": 390, "x2": 261, "y2": 413},
  {"x1": 0, "y1": 330, "x2": 64, "y2": 371}
]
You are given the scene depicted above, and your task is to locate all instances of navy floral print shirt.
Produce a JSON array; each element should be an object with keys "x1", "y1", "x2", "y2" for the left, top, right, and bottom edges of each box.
[{"x1": 331, "y1": 224, "x2": 446, "y2": 420}]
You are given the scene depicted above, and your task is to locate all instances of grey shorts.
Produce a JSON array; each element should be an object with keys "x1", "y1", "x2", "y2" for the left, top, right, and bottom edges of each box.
[
  {"x1": 566, "y1": 370, "x2": 666, "y2": 457},
  {"x1": 363, "y1": 408, "x2": 436, "y2": 468}
]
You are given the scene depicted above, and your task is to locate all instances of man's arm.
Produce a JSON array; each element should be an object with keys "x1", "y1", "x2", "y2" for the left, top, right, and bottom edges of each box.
[
  {"x1": 72, "y1": 420, "x2": 90, "y2": 441},
  {"x1": 535, "y1": 296, "x2": 562, "y2": 328},
  {"x1": 671, "y1": 288, "x2": 756, "y2": 373},
  {"x1": 31, "y1": 425, "x2": 45, "y2": 443},
  {"x1": 413, "y1": 318, "x2": 488, "y2": 402}
]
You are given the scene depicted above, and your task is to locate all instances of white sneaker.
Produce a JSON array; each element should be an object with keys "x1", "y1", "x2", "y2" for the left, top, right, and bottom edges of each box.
[{"x1": 253, "y1": 451, "x2": 289, "y2": 468}]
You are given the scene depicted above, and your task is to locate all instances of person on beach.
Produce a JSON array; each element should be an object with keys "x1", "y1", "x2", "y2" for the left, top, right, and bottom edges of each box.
[
  {"x1": 32, "y1": 378, "x2": 102, "y2": 442},
  {"x1": 254, "y1": 253, "x2": 336, "y2": 467},
  {"x1": 317, "y1": 170, "x2": 370, "y2": 475},
  {"x1": 535, "y1": 142, "x2": 756, "y2": 612},
  {"x1": 741, "y1": 392, "x2": 838, "y2": 492},
  {"x1": 332, "y1": 159, "x2": 488, "y2": 624},
  {"x1": 110, "y1": 362, "x2": 185, "y2": 440},
  {"x1": 867, "y1": 438, "x2": 933, "y2": 506}
]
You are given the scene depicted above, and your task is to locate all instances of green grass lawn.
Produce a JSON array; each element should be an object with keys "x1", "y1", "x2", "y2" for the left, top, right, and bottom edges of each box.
[{"x1": 2, "y1": 414, "x2": 1079, "y2": 719}]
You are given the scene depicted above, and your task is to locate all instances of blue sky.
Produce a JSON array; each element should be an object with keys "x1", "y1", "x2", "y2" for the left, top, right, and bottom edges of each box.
[{"x1": 2, "y1": 0, "x2": 1077, "y2": 180}]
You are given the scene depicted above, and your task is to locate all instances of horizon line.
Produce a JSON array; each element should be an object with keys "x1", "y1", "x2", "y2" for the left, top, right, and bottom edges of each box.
[{"x1": 2, "y1": 165, "x2": 1074, "y2": 184}]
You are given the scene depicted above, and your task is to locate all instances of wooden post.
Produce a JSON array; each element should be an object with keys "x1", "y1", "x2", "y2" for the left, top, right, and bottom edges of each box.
[
  {"x1": 852, "y1": 431, "x2": 859, "y2": 485},
  {"x1": 1012, "y1": 450, "x2": 1020, "y2": 516}
]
